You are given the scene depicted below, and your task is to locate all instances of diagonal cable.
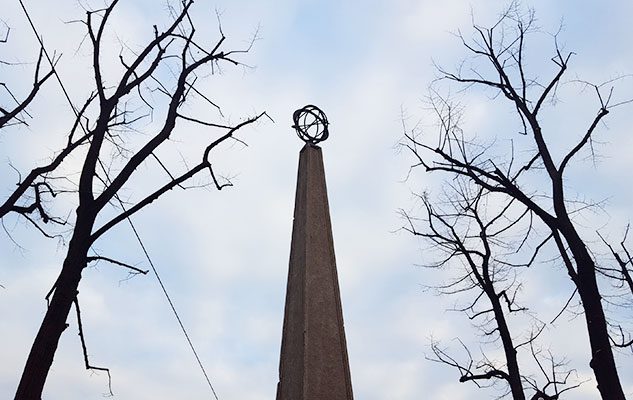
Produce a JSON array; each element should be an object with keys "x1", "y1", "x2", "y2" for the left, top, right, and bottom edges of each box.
[{"x1": 119, "y1": 211, "x2": 220, "y2": 400}]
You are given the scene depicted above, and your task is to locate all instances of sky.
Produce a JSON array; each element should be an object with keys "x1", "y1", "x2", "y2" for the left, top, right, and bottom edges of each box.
[{"x1": 1, "y1": 0, "x2": 633, "y2": 399}]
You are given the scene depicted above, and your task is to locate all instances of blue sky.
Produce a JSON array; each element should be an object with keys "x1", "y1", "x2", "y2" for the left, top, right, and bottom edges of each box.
[{"x1": 1, "y1": 0, "x2": 633, "y2": 399}]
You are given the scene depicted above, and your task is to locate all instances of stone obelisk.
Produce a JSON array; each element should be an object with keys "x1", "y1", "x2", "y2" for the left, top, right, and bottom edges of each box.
[{"x1": 276, "y1": 106, "x2": 354, "y2": 400}]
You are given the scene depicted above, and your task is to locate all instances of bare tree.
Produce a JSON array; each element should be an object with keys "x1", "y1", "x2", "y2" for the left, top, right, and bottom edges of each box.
[
  {"x1": 402, "y1": 180, "x2": 580, "y2": 399},
  {"x1": 402, "y1": 4, "x2": 630, "y2": 400},
  {"x1": 11, "y1": 1, "x2": 268, "y2": 399}
]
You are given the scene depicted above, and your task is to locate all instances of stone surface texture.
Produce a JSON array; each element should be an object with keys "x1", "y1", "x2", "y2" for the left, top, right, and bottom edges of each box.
[{"x1": 276, "y1": 144, "x2": 354, "y2": 400}]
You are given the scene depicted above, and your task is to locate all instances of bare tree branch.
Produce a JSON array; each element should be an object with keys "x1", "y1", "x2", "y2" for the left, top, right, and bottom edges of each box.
[{"x1": 73, "y1": 297, "x2": 113, "y2": 396}]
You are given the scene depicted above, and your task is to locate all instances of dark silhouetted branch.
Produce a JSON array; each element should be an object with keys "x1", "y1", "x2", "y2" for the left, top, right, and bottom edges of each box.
[{"x1": 73, "y1": 297, "x2": 113, "y2": 396}]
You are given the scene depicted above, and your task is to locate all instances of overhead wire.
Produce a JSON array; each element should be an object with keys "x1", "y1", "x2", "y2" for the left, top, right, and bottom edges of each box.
[{"x1": 17, "y1": 1, "x2": 220, "y2": 398}]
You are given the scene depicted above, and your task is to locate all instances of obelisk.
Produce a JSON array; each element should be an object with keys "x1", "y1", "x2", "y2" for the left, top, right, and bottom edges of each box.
[{"x1": 276, "y1": 106, "x2": 354, "y2": 400}]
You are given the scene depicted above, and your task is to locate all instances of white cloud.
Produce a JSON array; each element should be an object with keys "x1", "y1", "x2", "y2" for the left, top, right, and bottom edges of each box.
[{"x1": 2, "y1": 1, "x2": 633, "y2": 399}]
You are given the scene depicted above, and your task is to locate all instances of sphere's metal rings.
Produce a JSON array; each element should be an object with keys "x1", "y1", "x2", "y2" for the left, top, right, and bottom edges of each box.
[{"x1": 292, "y1": 105, "x2": 329, "y2": 145}]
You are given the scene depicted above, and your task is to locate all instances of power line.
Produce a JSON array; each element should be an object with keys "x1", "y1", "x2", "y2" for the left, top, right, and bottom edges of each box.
[
  {"x1": 18, "y1": 0, "x2": 78, "y2": 116},
  {"x1": 122, "y1": 214, "x2": 220, "y2": 400},
  {"x1": 17, "y1": 2, "x2": 220, "y2": 398}
]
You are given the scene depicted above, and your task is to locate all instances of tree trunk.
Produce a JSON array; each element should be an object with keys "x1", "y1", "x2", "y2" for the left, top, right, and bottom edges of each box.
[
  {"x1": 14, "y1": 215, "x2": 93, "y2": 400},
  {"x1": 552, "y1": 179, "x2": 626, "y2": 400},
  {"x1": 575, "y1": 251, "x2": 626, "y2": 400},
  {"x1": 490, "y1": 293, "x2": 525, "y2": 400}
]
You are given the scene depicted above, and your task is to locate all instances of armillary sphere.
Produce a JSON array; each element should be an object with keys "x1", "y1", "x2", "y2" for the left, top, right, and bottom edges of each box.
[{"x1": 292, "y1": 105, "x2": 329, "y2": 145}]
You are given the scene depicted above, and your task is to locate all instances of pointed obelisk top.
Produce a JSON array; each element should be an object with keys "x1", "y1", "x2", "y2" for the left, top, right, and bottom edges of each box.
[{"x1": 276, "y1": 106, "x2": 353, "y2": 400}]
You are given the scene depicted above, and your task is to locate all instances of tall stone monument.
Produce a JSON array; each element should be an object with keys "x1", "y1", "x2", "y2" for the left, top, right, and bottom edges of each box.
[{"x1": 275, "y1": 106, "x2": 354, "y2": 400}]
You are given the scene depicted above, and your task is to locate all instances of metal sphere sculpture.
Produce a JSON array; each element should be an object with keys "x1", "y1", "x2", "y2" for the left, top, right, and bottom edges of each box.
[{"x1": 292, "y1": 105, "x2": 329, "y2": 145}]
